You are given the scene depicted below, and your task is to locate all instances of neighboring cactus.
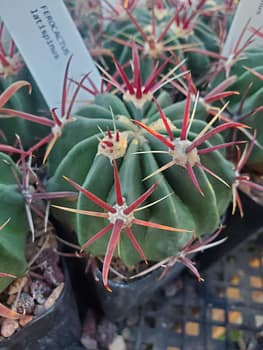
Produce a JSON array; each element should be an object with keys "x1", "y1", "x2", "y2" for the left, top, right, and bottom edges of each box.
[
  {"x1": 0, "y1": 22, "x2": 23, "y2": 79},
  {"x1": 201, "y1": 0, "x2": 238, "y2": 40},
  {"x1": 186, "y1": 22, "x2": 263, "y2": 172},
  {"x1": 102, "y1": 0, "x2": 219, "y2": 78},
  {"x1": 0, "y1": 80, "x2": 31, "y2": 108},
  {"x1": 0, "y1": 58, "x2": 90, "y2": 161},
  {"x1": 231, "y1": 136, "x2": 263, "y2": 217},
  {"x1": 168, "y1": 59, "x2": 239, "y2": 120},
  {"x1": 0, "y1": 75, "x2": 49, "y2": 150},
  {"x1": 66, "y1": 0, "x2": 103, "y2": 52},
  {"x1": 0, "y1": 23, "x2": 49, "y2": 149},
  {"x1": 209, "y1": 47, "x2": 263, "y2": 172},
  {"x1": 0, "y1": 144, "x2": 76, "y2": 293},
  {"x1": 0, "y1": 152, "x2": 28, "y2": 292}
]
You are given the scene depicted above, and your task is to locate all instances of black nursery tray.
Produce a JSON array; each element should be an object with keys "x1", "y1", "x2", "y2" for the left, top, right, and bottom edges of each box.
[
  {"x1": 122, "y1": 230, "x2": 263, "y2": 350},
  {"x1": 121, "y1": 192, "x2": 263, "y2": 350}
]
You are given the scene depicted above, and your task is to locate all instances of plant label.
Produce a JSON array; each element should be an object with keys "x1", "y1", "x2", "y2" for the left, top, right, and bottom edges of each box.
[
  {"x1": 222, "y1": 0, "x2": 263, "y2": 56},
  {"x1": 0, "y1": 0, "x2": 102, "y2": 112}
]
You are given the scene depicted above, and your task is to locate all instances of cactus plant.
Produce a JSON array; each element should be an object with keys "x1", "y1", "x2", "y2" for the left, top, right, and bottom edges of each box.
[
  {"x1": 0, "y1": 144, "x2": 76, "y2": 295},
  {"x1": 231, "y1": 136, "x2": 263, "y2": 217},
  {"x1": 46, "y1": 84, "x2": 242, "y2": 288},
  {"x1": 42, "y1": 47, "x2": 246, "y2": 289},
  {"x1": 0, "y1": 58, "x2": 90, "y2": 161},
  {"x1": 208, "y1": 46, "x2": 263, "y2": 172},
  {"x1": 185, "y1": 21, "x2": 263, "y2": 172},
  {"x1": 0, "y1": 23, "x2": 49, "y2": 149},
  {"x1": 168, "y1": 59, "x2": 240, "y2": 119},
  {"x1": 0, "y1": 152, "x2": 28, "y2": 293},
  {"x1": 102, "y1": 0, "x2": 219, "y2": 79}
]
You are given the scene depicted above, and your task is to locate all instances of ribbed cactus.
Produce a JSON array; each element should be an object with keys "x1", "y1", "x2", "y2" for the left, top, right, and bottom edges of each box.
[
  {"x1": 0, "y1": 148, "x2": 77, "y2": 294},
  {"x1": 102, "y1": 1, "x2": 219, "y2": 78},
  {"x1": 0, "y1": 152, "x2": 28, "y2": 292},
  {"x1": 0, "y1": 24, "x2": 49, "y2": 149},
  {"x1": 0, "y1": 56, "x2": 83, "y2": 159},
  {"x1": 209, "y1": 47, "x2": 263, "y2": 172},
  {"x1": 38, "y1": 41, "x2": 248, "y2": 288},
  {"x1": 46, "y1": 84, "x2": 241, "y2": 288},
  {"x1": 0, "y1": 79, "x2": 50, "y2": 149}
]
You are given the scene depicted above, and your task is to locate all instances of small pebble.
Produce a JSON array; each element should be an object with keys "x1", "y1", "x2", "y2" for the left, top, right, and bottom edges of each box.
[
  {"x1": 1, "y1": 319, "x2": 19, "y2": 338},
  {"x1": 109, "y1": 335, "x2": 126, "y2": 350},
  {"x1": 44, "y1": 283, "x2": 64, "y2": 309},
  {"x1": 81, "y1": 335, "x2": 98, "y2": 350},
  {"x1": 121, "y1": 328, "x2": 131, "y2": 341}
]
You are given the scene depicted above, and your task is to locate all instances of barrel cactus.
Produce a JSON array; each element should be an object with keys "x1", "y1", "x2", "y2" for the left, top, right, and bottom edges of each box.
[
  {"x1": 102, "y1": 0, "x2": 219, "y2": 79},
  {"x1": 209, "y1": 47, "x2": 263, "y2": 172},
  {"x1": 0, "y1": 152, "x2": 28, "y2": 293},
  {"x1": 45, "y1": 64, "x2": 244, "y2": 288},
  {"x1": 0, "y1": 57, "x2": 90, "y2": 162},
  {"x1": 0, "y1": 23, "x2": 49, "y2": 149},
  {"x1": 0, "y1": 143, "x2": 76, "y2": 293}
]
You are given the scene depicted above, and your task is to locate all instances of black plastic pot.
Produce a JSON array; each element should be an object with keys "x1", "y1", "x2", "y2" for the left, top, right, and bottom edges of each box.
[
  {"x1": 0, "y1": 262, "x2": 81, "y2": 350},
  {"x1": 94, "y1": 262, "x2": 184, "y2": 322}
]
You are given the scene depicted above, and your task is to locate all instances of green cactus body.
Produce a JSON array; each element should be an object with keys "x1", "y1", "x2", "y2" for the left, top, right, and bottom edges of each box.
[
  {"x1": 47, "y1": 92, "x2": 234, "y2": 267},
  {"x1": 0, "y1": 153, "x2": 28, "y2": 292},
  {"x1": 176, "y1": 20, "x2": 218, "y2": 77},
  {"x1": 201, "y1": 0, "x2": 236, "y2": 31},
  {"x1": 210, "y1": 48, "x2": 263, "y2": 171},
  {"x1": 0, "y1": 71, "x2": 50, "y2": 149},
  {"x1": 103, "y1": 7, "x2": 218, "y2": 79},
  {"x1": 103, "y1": 9, "x2": 151, "y2": 64}
]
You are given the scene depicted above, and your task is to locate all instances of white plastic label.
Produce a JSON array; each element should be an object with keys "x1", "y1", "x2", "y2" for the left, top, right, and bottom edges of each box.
[
  {"x1": 222, "y1": 0, "x2": 263, "y2": 56},
  {"x1": 0, "y1": 0, "x2": 102, "y2": 112}
]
